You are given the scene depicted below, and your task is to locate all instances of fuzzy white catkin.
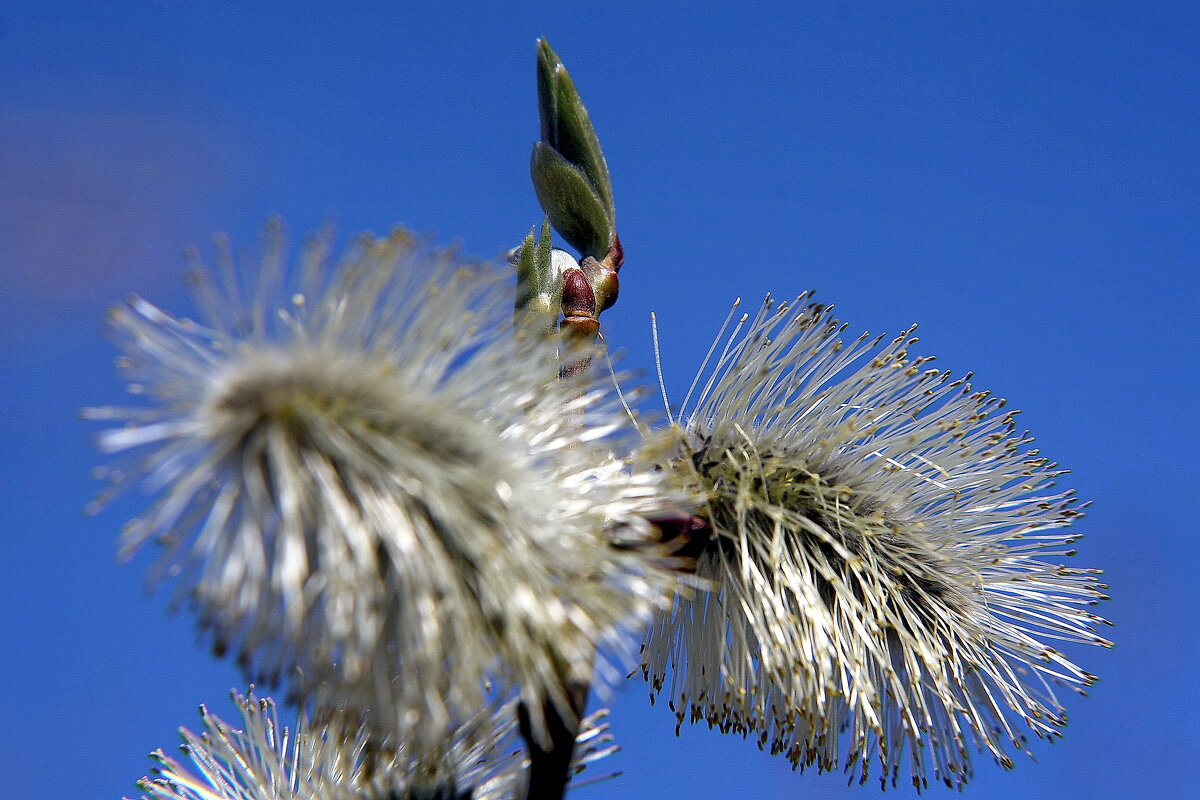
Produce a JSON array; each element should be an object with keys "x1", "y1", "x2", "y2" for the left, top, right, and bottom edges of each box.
[
  {"x1": 86, "y1": 220, "x2": 682, "y2": 757},
  {"x1": 132, "y1": 689, "x2": 620, "y2": 800},
  {"x1": 640, "y1": 293, "x2": 1110, "y2": 790}
]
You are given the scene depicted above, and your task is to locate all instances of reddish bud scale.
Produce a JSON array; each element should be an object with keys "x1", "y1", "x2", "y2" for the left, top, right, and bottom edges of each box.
[
  {"x1": 559, "y1": 267, "x2": 600, "y2": 379},
  {"x1": 647, "y1": 511, "x2": 713, "y2": 573},
  {"x1": 605, "y1": 234, "x2": 623, "y2": 272},
  {"x1": 561, "y1": 268, "x2": 596, "y2": 319},
  {"x1": 558, "y1": 235, "x2": 623, "y2": 378}
]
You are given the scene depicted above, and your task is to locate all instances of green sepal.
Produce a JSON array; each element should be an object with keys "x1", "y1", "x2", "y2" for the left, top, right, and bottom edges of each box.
[
  {"x1": 537, "y1": 39, "x2": 615, "y2": 221},
  {"x1": 531, "y1": 142, "x2": 614, "y2": 260},
  {"x1": 513, "y1": 218, "x2": 559, "y2": 337},
  {"x1": 514, "y1": 226, "x2": 539, "y2": 312},
  {"x1": 535, "y1": 217, "x2": 553, "y2": 284}
]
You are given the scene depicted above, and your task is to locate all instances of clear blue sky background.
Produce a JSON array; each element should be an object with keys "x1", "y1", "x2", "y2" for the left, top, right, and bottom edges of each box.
[{"x1": 2, "y1": 2, "x2": 1197, "y2": 799}]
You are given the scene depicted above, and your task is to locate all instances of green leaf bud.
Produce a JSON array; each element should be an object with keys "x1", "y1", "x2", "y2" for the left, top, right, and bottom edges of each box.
[
  {"x1": 536, "y1": 39, "x2": 615, "y2": 221},
  {"x1": 530, "y1": 142, "x2": 614, "y2": 260}
]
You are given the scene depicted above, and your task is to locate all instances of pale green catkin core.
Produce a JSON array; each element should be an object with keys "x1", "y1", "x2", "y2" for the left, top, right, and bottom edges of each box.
[
  {"x1": 212, "y1": 357, "x2": 486, "y2": 465},
  {"x1": 691, "y1": 440, "x2": 974, "y2": 635},
  {"x1": 200, "y1": 353, "x2": 509, "y2": 666}
]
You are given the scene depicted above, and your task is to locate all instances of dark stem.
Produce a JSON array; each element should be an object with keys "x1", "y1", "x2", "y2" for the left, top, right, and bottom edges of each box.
[
  {"x1": 517, "y1": 680, "x2": 590, "y2": 800},
  {"x1": 518, "y1": 237, "x2": 618, "y2": 800}
]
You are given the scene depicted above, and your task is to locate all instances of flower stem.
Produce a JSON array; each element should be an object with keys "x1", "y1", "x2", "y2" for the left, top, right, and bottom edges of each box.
[{"x1": 517, "y1": 678, "x2": 591, "y2": 800}]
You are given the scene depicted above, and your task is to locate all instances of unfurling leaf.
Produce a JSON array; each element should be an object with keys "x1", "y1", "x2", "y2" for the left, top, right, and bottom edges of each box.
[
  {"x1": 537, "y1": 38, "x2": 615, "y2": 221},
  {"x1": 531, "y1": 142, "x2": 613, "y2": 260}
]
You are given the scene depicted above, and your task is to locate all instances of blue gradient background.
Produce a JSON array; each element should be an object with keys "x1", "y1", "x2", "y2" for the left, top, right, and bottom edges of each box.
[{"x1": 2, "y1": 3, "x2": 1196, "y2": 798}]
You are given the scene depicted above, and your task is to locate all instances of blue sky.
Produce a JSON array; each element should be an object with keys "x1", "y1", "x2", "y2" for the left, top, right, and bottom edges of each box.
[{"x1": 1, "y1": 2, "x2": 1197, "y2": 798}]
